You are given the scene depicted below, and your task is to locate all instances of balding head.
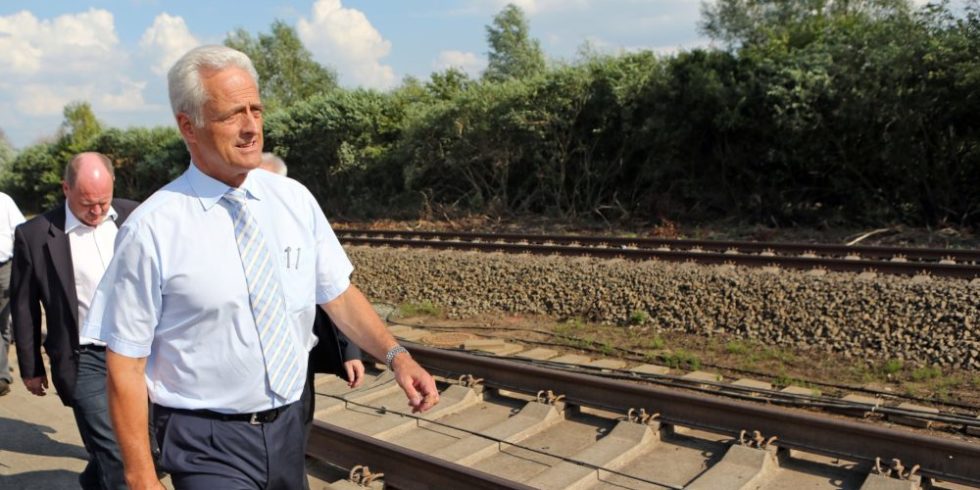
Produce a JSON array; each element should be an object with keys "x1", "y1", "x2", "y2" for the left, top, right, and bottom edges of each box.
[{"x1": 63, "y1": 152, "x2": 115, "y2": 227}]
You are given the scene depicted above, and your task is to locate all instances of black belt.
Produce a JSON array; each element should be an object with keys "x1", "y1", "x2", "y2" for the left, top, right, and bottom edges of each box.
[
  {"x1": 156, "y1": 404, "x2": 286, "y2": 425},
  {"x1": 78, "y1": 344, "x2": 106, "y2": 352}
]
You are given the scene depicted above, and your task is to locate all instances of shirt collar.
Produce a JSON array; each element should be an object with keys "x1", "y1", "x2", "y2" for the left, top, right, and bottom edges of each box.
[
  {"x1": 185, "y1": 162, "x2": 265, "y2": 211},
  {"x1": 64, "y1": 201, "x2": 118, "y2": 234}
]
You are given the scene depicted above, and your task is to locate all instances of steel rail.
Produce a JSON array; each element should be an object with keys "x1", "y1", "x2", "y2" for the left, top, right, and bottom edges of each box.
[
  {"x1": 338, "y1": 229, "x2": 980, "y2": 262},
  {"x1": 341, "y1": 237, "x2": 980, "y2": 279},
  {"x1": 308, "y1": 420, "x2": 536, "y2": 489},
  {"x1": 406, "y1": 344, "x2": 980, "y2": 487}
]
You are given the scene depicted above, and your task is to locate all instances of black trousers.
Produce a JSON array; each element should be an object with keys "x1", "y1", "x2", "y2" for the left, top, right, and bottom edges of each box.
[{"x1": 153, "y1": 401, "x2": 307, "y2": 490}]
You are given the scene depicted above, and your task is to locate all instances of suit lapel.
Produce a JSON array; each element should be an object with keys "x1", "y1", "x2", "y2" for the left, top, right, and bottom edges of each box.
[{"x1": 45, "y1": 206, "x2": 79, "y2": 327}]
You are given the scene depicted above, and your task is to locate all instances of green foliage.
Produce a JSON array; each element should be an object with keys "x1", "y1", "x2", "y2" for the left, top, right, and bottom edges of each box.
[
  {"x1": 628, "y1": 310, "x2": 650, "y2": 325},
  {"x1": 398, "y1": 300, "x2": 442, "y2": 317},
  {"x1": 60, "y1": 101, "x2": 103, "y2": 151},
  {"x1": 265, "y1": 89, "x2": 407, "y2": 218},
  {"x1": 645, "y1": 335, "x2": 666, "y2": 350},
  {"x1": 91, "y1": 127, "x2": 188, "y2": 201},
  {"x1": 700, "y1": 0, "x2": 914, "y2": 48},
  {"x1": 484, "y1": 4, "x2": 546, "y2": 81},
  {"x1": 882, "y1": 358, "x2": 904, "y2": 375},
  {"x1": 1, "y1": 143, "x2": 62, "y2": 212},
  {"x1": 725, "y1": 341, "x2": 749, "y2": 355},
  {"x1": 911, "y1": 365, "x2": 942, "y2": 381},
  {"x1": 0, "y1": 129, "x2": 16, "y2": 170},
  {"x1": 663, "y1": 349, "x2": 701, "y2": 370},
  {"x1": 3, "y1": 3, "x2": 978, "y2": 226},
  {"x1": 225, "y1": 20, "x2": 338, "y2": 112}
]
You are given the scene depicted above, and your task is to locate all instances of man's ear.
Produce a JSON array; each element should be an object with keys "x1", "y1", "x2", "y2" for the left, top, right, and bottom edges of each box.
[{"x1": 176, "y1": 113, "x2": 197, "y2": 143}]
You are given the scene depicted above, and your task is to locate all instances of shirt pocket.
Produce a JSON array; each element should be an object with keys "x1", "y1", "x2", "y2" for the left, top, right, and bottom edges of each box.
[{"x1": 278, "y1": 241, "x2": 315, "y2": 313}]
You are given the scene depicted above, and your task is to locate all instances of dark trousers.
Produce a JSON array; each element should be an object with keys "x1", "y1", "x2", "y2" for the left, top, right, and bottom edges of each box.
[
  {"x1": 0, "y1": 260, "x2": 12, "y2": 383},
  {"x1": 72, "y1": 347, "x2": 127, "y2": 490},
  {"x1": 153, "y1": 401, "x2": 308, "y2": 490}
]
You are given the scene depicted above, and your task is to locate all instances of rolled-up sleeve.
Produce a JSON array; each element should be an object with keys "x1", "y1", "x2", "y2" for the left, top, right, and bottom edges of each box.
[{"x1": 82, "y1": 220, "x2": 162, "y2": 358}]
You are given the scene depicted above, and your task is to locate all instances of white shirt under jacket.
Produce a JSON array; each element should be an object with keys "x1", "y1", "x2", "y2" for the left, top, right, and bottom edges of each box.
[{"x1": 65, "y1": 203, "x2": 118, "y2": 347}]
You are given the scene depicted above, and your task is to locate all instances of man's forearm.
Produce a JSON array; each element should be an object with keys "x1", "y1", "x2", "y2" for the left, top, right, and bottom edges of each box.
[
  {"x1": 323, "y1": 284, "x2": 439, "y2": 412},
  {"x1": 321, "y1": 285, "x2": 399, "y2": 361},
  {"x1": 106, "y1": 350, "x2": 159, "y2": 489}
]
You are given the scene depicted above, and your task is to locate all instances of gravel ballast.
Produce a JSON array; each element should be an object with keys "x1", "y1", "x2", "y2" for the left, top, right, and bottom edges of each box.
[{"x1": 347, "y1": 246, "x2": 980, "y2": 370}]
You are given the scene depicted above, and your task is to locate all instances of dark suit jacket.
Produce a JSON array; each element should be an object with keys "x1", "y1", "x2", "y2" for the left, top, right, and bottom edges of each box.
[
  {"x1": 309, "y1": 308, "x2": 361, "y2": 379},
  {"x1": 11, "y1": 198, "x2": 139, "y2": 406}
]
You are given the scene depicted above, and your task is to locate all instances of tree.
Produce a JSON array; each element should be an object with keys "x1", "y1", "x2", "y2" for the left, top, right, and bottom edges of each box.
[
  {"x1": 484, "y1": 4, "x2": 546, "y2": 81},
  {"x1": 59, "y1": 101, "x2": 103, "y2": 152},
  {"x1": 0, "y1": 129, "x2": 15, "y2": 170},
  {"x1": 700, "y1": 0, "x2": 913, "y2": 48},
  {"x1": 225, "y1": 20, "x2": 338, "y2": 111}
]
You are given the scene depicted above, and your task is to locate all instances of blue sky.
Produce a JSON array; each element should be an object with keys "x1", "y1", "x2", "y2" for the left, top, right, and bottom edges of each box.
[{"x1": 0, "y1": 0, "x2": 714, "y2": 148}]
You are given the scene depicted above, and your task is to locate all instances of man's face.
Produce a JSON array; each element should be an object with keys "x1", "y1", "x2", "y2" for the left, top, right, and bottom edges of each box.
[
  {"x1": 63, "y1": 168, "x2": 113, "y2": 227},
  {"x1": 180, "y1": 66, "x2": 264, "y2": 186}
]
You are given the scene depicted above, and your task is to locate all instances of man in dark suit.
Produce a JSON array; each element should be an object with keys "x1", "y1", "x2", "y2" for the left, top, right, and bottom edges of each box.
[
  {"x1": 11, "y1": 152, "x2": 139, "y2": 490},
  {"x1": 304, "y1": 309, "x2": 364, "y2": 430}
]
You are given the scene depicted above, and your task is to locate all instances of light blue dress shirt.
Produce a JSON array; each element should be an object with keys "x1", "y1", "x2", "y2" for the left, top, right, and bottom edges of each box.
[{"x1": 82, "y1": 164, "x2": 353, "y2": 412}]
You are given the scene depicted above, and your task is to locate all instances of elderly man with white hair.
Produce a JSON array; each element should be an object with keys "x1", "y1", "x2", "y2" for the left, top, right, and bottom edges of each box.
[{"x1": 83, "y1": 45, "x2": 439, "y2": 490}]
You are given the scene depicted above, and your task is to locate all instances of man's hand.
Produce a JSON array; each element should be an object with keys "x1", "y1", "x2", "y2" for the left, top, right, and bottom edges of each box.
[
  {"x1": 391, "y1": 353, "x2": 439, "y2": 413},
  {"x1": 23, "y1": 376, "x2": 48, "y2": 396},
  {"x1": 343, "y1": 360, "x2": 365, "y2": 388},
  {"x1": 125, "y1": 474, "x2": 166, "y2": 490}
]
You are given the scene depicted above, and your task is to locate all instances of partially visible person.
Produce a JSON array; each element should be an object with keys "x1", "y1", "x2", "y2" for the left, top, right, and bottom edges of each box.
[
  {"x1": 259, "y1": 152, "x2": 366, "y2": 436},
  {"x1": 0, "y1": 191, "x2": 25, "y2": 396},
  {"x1": 83, "y1": 45, "x2": 438, "y2": 490},
  {"x1": 11, "y1": 152, "x2": 138, "y2": 489},
  {"x1": 259, "y1": 152, "x2": 365, "y2": 384}
]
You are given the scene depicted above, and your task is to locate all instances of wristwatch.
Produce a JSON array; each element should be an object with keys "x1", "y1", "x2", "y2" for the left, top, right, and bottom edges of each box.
[{"x1": 385, "y1": 345, "x2": 410, "y2": 371}]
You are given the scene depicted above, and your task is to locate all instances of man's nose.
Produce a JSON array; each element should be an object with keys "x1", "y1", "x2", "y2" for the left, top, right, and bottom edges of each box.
[{"x1": 241, "y1": 110, "x2": 259, "y2": 134}]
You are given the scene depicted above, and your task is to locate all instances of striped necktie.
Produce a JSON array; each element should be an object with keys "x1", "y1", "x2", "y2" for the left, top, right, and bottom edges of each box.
[{"x1": 221, "y1": 188, "x2": 302, "y2": 398}]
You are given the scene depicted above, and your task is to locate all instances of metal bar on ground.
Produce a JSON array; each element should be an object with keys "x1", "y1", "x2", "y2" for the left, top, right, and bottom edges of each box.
[
  {"x1": 337, "y1": 229, "x2": 980, "y2": 262},
  {"x1": 407, "y1": 345, "x2": 980, "y2": 487},
  {"x1": 340, "y1": 237, "x2": 980, "y2": 278},
  {"x1": 308, "y1": 420, "x2": 536, "y2": 490}
]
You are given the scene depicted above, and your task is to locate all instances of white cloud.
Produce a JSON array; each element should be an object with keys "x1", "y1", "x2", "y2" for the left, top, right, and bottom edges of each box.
[
  {"x1": 100, "y1": 78, "x2": 151, "y2": 111},
  {"x1": 0, "y1": 8, "x2": 160, "y2": 146},
  {"x1": 15, "y1": 77, "x2": 152, "y2": 117},
  {"x1": 139, "y1": 13, "x2": 200, "y2": 75},
  {"x1": 15, "y1": 84, "x2": 85, "y2": 116},
  {"x1": 433, "y1": 51, "x2": 486, "y2": 78},
  {"x1": 0, "y1": 9, "x2": 121, "y2": 76},
  {"x1": 297, "y1": 0, "x2": 397, "y2": 89}
]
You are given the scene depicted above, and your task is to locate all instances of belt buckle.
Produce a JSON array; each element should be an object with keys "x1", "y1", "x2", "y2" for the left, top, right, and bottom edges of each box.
[{"x1": 249, "y1": 412, "x2": 261, "y2": 425}]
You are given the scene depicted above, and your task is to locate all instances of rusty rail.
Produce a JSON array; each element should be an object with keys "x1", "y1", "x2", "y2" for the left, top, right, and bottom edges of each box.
[
  {"x1": 406, "y1": 345, "x2": 980, "y2": 487},
  {"x1": 339, "y1": 235, "x2": 980, "y2": 279},
  {"x1": 308, "y1": 420, "x2": 535, "y2": 489},
  {"x1": 337, "y1": 229, "x2": 980, "y2": 262}
]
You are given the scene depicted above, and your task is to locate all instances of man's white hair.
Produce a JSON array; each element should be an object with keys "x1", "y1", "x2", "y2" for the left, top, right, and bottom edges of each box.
[
  {"x1": 260, "y1": 153, "x2": 288, "y2": 176},
  {"x1": 168, "y1": 45, "x2": 260, "y2": 128}
]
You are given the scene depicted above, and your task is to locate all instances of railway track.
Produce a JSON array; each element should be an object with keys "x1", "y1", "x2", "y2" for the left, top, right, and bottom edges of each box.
[
  {"x1": 335, "y1": 229, "x2": 980, "y2": 279},
  {"x1": 306, "y1": 345, "x2": 980, "y2": 489}
]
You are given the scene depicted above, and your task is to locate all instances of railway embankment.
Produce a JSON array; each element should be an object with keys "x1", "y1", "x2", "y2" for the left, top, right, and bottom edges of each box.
[{"x1": 348, "y1": 246, "x2": 980, "y2": 370}]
